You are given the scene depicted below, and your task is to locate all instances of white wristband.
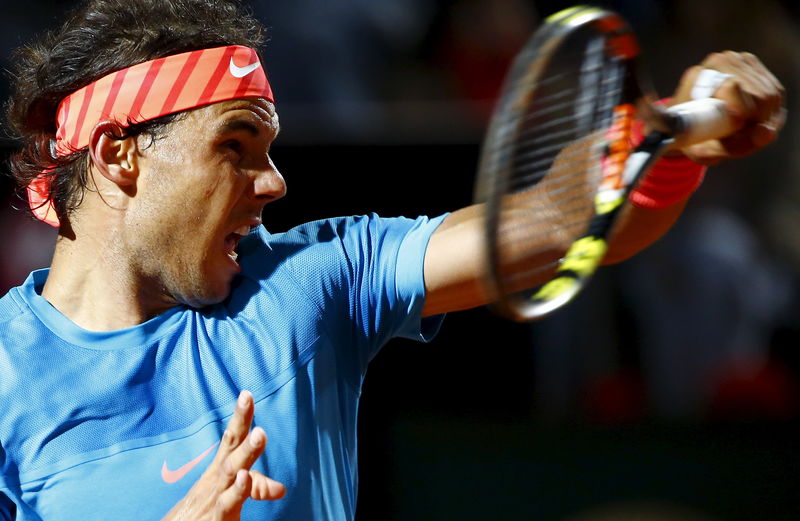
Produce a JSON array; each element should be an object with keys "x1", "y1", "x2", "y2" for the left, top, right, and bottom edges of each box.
[{"x1": 691, "y1": 69, "x2": 732, "y2": 100}]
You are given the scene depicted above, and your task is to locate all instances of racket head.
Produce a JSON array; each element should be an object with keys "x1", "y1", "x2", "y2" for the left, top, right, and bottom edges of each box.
[{"x1": 474, "y1": 5, "x2": 653, "y2": 321}]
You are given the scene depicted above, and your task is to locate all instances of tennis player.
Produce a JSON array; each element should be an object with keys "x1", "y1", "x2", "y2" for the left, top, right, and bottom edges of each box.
[{"x1": 0, "y1": 0, "x2": 784, "y2": 520}]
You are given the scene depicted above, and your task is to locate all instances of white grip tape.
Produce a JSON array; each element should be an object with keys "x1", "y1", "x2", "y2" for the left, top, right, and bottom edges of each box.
[
  {"x1": 691, "y1": 69, "x2": 732, "y2": 100},
  {"x1": 666, "y1": 98, "x2": 736, "y2": 145}
]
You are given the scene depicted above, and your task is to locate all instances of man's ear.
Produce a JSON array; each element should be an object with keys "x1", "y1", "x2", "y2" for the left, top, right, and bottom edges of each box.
[{"x1": 87, "y1": 121, "x2": 139, "y2": 187}]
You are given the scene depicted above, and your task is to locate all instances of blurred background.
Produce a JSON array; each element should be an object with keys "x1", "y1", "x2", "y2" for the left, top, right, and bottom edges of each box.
[{"x1": 2, "y1": 0, "x2": 799, "y2": 520}]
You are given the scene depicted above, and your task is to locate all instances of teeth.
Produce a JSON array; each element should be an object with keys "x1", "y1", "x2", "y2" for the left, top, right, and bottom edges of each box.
[
  {"x1": 234, "y1": 225, "x2": 250, "y2": 236},
  {"x1": 228, "y1": 251, "x2": 239, "y2": 262}
]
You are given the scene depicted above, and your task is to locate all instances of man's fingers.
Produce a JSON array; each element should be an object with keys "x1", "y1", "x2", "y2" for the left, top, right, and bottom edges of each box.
[
  {"x1": 221, "y1": 426, "x2": 267, "y2": 484},
  {"x1": 214, "y1": 390, "x2": 255, "y2": 464},
  {"x1": 215, "y1": 469, "x2": 252, "y2": 516},
  {"x1": 211, "y1": 392, "x2": 278, "y2": 497},
  {"x1": 670, "y1": 51, "x2": 785, "y2": 163},
  {"x1": 738, "y1": 52, "x2": 785, "y2": 119},
  {"x1": 166, "y1": 392, "x2": 285, "y2": 519},
  {"x1": 699, "y1": 51, "x2": 784, "y2": 129},
  {"x1": 249, "y1": 470, "x2": 287, "y2": 501},
  {"x1": 751, "y1": 107, "x2": 787, "y2": 147},
  {"x1": 712, "y1": 78, "x2": 751, "y2": 126}
]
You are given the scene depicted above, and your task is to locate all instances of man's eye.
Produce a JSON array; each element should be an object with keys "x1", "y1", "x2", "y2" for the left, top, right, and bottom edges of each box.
[{"x1": 224, "y1": 140, "x2": 243, "y2": 154}]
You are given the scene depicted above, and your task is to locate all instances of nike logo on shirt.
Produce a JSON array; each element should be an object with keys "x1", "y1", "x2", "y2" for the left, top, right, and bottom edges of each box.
[
  {"x1": 161, "y1": 441, "x2": 220, "y2": 484},
  {"x1": 229, "y1": 58, "x2": 260, "y2": 78}
]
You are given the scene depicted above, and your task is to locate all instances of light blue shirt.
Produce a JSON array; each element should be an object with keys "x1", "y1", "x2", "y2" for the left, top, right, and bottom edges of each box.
[{"x1": 0, "y1": 214, "x2": 446, "y2": 520}]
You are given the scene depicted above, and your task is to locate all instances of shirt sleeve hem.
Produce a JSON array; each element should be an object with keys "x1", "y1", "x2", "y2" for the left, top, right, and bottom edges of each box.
[{"x1": 394, "y1": 213, "x2": 449, "y2": 342}]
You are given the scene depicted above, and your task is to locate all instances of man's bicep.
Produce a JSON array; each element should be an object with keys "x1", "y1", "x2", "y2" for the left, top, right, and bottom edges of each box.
[
  {"x1": 422, "y1": 200, "x2": 569, "y2": 316},
  {"x1": 422, "y1": 205, "x2": 491, "y2": 317}
]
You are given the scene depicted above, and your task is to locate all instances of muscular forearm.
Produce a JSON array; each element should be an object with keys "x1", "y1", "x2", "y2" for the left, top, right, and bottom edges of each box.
[{"x1": 601, "y1": 195, "x2": 688, "y2": 265}]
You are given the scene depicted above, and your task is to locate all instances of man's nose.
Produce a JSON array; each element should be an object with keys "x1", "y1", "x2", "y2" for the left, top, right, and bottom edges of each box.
[{"x1": 253, "y1": 155, "x2": 287, "y2": 201}]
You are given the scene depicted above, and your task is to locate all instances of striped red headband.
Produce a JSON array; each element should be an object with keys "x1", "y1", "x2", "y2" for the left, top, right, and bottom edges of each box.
[{"x1": 28, "y1": 45, "x2": 274, "y2": 227}]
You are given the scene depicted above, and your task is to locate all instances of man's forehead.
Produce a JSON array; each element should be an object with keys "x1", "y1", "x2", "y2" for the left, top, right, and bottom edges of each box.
[{"x1": 192, "y1": 97, "x2": 279, "y2": 132}]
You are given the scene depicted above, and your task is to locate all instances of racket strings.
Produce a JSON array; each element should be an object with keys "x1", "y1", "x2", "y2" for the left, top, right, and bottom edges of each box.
[
  {"x1": 497, "y1": 174, "x2": 600, "y2": 237},
  {"x1": 495, "y1": 188, "x2": 607, "y2": 284},
  {"x1": 497, "y1": 83, "x2": 617, "y2": 150},
  {"x1": 492, "y1": 132, "x2": 608, "y2": 224},
  {"x1": 483, "y1": 144, "x2": 601, "y2": 215},
  {"x1": 507, "y1": 137, "x2": 603, "y2": 188},
  {"x1": 491, "y1": 120, "x2": 608, "y2": 195},
  {"x1": 497, "y1": 186, "x2": 598, "y2": 246},
  {"x1": 494, "y1": 74, "x2": 622, "y2": 186},
  {"x1": 498, "y1": 46, "x2": 623, "y2": 188},
  {"x1": 485, "y1": 26, "x2": 637, "y2": 299},
  {"x1": 495, "y1": 209, "x2": 592, "y2": 283},
  {"x1": 495, "y1": 135, "x2": 609, "y2": 252},
  {"x1": 495, "y1": 166, "x2": 602, "y2": 265}
]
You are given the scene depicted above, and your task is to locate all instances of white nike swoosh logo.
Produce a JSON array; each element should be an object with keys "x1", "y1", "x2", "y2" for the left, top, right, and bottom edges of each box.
[{"x1": 229, "y1": 58, "x2": 260, "y2": 78}]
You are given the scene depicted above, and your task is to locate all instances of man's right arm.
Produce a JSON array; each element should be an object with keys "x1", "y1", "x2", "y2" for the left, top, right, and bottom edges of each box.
[{"x1": 421, "y1": 51, "x2": 785, "y2": 318}]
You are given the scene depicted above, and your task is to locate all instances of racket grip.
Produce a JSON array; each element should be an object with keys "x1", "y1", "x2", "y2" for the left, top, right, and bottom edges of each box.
[{"x1": 665, "y1": 98, "x2": 738, "y2": 146}]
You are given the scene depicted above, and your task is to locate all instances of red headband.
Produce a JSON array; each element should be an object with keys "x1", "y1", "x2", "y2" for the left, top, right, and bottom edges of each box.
[{"x1": 28, "y1": 45, "x2": 274, "y2": 227}]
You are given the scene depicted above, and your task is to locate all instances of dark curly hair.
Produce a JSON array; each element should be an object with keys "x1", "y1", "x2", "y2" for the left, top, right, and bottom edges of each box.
[{"x1": 5, "y1": 0, "x2": 266, "y2": 227}]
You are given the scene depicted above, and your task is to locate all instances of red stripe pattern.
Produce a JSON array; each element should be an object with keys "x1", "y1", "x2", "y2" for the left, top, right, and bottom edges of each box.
[
  {"x1": 69, "y1": 82, "x2": 96, "y2": 150},
  {"x1": 159, "y1": 49, "x2": 204, "y2": 115},
  {"x1": 101, "y1": 69, "x2": 130, "y2": 121},
  {"x1": 127, "y1": 57, "x2": 167, "y2": 122},
  {"x1": 197, "y1": 46, "x2": 238, "y2": 107},
  {"x1": 52, "y1": 45, "x2": 272, "y2": 156}
]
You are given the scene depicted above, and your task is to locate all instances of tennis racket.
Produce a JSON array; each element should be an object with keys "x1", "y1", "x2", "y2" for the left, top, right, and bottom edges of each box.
[{"x1": 473, "y1": 5, "x2": 736, "y2": 322}]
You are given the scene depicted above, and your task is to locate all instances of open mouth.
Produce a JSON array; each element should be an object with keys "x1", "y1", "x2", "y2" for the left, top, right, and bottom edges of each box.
[
  {"x1": 224, "y1": 224, "x2": 252, "y2": 264},
  {"x1": 224, "y1": 235, "x2": 241, "y2": 263}
]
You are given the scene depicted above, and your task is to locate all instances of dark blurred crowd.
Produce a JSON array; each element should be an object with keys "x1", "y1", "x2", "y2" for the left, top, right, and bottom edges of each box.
[{"x1": 2, "y1": 0, "x2": 799, "y2": 426}]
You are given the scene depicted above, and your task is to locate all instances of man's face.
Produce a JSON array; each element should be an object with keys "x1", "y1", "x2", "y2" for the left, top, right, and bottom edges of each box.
[{"x1": 124, "y1": 97, "x2": 285, "y2": 308}]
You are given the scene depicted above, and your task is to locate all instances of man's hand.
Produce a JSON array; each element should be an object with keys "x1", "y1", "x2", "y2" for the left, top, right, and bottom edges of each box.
[
  {"x1": 669, "y1": 51, "x2": 786, "y2": 165},
  {"x1": 161, "y1": 390, "x2": 285, "y2": 521}
]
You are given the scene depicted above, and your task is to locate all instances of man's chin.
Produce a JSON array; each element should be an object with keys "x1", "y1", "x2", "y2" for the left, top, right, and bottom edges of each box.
[{"x1": 176, "y1": 280, "x2": 233, "y2": 309}]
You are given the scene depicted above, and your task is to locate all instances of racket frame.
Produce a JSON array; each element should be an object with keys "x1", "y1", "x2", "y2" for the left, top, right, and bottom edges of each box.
[{"x1": 476, "y1": 5, "x2": 668, "y2": 321}]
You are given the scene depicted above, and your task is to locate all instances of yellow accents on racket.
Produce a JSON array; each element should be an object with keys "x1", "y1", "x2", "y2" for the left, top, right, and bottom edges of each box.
[
  {"x1": 594, "y1": 191, "x2": 625, "y2": 215},
  {"x1": 558, "y1": 236, "x2": 608, "y2": 276},
  {"x1": 544, "y1": 6, "x2": 587, "y2": 24},
  {"x1": 546, "y1": 5, "x2": 605, "y2": 28},
  {"x1": 531, "y1": 236, "x2": 609, "y2": 302},
  {"x1": 532, "y1": 277, "x2": 579, "y2": 302}
]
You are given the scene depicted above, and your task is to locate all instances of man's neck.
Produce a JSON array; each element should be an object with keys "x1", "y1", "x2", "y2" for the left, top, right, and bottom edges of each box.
[{"x1": 42, "y1": 233, "x2": 177, "y2": 332}]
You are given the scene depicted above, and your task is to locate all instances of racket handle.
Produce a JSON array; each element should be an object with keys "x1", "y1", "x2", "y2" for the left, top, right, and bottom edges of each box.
[{"x1": 665, "y1": 98, "x2": 738, "y2": 146}]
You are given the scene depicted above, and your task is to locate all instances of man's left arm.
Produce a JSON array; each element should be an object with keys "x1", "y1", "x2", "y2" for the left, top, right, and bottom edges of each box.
[{"x1": 422, "y1": 51, "x2": 785, "y2": 318}]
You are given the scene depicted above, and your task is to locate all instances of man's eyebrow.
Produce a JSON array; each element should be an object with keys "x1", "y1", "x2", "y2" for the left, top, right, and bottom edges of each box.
[{"x1": 216, "y1": 118, "x2": 263, "y2": 137}]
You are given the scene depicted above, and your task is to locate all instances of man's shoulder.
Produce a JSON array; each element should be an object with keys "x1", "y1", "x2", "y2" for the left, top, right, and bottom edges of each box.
[
  {"x1": 264, "y1": 215, "x2": 376, "y2": 243},
  {"x1": 228, "y1": 217, "x2": 393, "y2": 317},
  {"x1": 0, "y1": 286, "x2": 27, "y2": 331},
  {"x1": 259, "y1": 214, "x2": 430, "y2": 255},
  {"x1": 0, "y1": 285, "x2": 45, "y2": 371},
  {"x1": 236, "y1": 214, "x2": 439, "y2": 284},
  {"x1": 238, "y1": 216, "x2": 376, "y2": 268}
]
